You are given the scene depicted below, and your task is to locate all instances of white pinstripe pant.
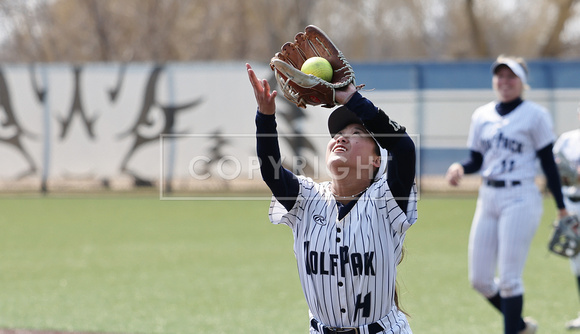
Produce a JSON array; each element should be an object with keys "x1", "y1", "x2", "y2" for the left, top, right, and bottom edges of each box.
[{"x1": 468, "y1": 181, "x2": 543, "y2": 298}]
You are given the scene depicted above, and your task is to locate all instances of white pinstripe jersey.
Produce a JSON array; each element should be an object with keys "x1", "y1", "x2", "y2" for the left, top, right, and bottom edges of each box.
[
  {"x1": 467, "y1": 100, "x2": 555, "y2": 180},
  {"x1": 554, "y1": 129, "x2": 580, "y2": 198},
  {"x1": 269, "y1": 174, "x2": 418, "y2": 331}
]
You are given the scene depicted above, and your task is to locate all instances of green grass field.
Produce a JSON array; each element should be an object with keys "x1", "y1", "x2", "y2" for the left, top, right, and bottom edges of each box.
[{"x1": 0, "y1": 194, "x2": 577, "y2": 334}]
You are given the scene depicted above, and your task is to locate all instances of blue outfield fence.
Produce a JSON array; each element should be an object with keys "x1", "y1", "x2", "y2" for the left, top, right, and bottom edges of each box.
[{"x1": 353, "y1": 60, "x2": 580, "y2": 90}]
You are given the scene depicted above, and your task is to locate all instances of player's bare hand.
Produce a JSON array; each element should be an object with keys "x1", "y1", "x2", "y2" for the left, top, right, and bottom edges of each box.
[
  {"x1": 446, "y1": 162, "x2": 464, "y2": 187},
  {"x1": 246, "y1": 63, "x2": 277, "y2": 115},
  {"x1": 559, "y1": 208, "x2": 570, "y2": 219},
  {"x1": 335, "y1": 83, "x2": 357, "y2": 105}
]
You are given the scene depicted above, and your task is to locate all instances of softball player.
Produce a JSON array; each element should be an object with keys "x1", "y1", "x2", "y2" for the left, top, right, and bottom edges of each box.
[
  {"x1": 553, "y1": 103, "x2": 580, "y2": 330},
  {"x1": 246, "y1": 63, "x2": 418, "y2": 334},
  {"x1": 446, "y1": 55, "x2": 568, "y2": 334}
]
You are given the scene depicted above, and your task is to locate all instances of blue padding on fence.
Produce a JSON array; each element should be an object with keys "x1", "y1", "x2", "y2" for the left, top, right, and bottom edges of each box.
[{"x1": 352, "y1": 60, "x2": 580, "y2": 91}]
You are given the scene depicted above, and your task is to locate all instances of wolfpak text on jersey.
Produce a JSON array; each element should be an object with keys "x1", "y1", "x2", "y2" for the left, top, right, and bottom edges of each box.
[{"x1": 303, "y1": 241, "x2": 376, "y2": 276}]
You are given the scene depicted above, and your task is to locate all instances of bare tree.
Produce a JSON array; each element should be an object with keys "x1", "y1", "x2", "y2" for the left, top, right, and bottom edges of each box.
[
  {"x1": 0, "y1": 0, "x2": 578, "y2": 63},
  {"x1": 465, "y1": 0, "x2": 489, "y2": 57},
  {"x1": 539, "y1": 0, "x2": 579, "y2": 57},
  {"x1": 84, "y1": 0, "x2": 111, "y2": 61}
]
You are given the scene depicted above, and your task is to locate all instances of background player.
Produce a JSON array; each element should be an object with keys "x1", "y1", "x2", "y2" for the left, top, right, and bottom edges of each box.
[
  {"x1": 446, "y1": 55, "x2": 568, "y2": 334},
  {"x1": 247, "y1": 62, "x2": 417, "y2": 334},
  {"x1": 553, "y1": 102, "x2": 580, "y2": 330}
]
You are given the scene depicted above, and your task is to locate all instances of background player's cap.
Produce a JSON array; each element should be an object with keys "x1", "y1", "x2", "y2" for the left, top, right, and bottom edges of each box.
[
  {"x1": 491, "y1": 58, "x2": 528, "y2": 85},
  {"x1": 328, "y1": 106, "x2": 388, "y2": 181}
]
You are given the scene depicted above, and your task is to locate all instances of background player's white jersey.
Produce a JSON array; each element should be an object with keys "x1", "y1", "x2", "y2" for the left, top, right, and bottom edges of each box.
[
  {"x1": 554, "y1": 129, "x2": 580, "y2": 280},
  {"x1": 554, "y1": 129, "x2": 580, "y2": 198},
  {"x1": 467, "y1": 100, "x2": 555, "y2": 180},
  {"x1": 269, "y1": 174, "x2": 417, "y2": 333}
]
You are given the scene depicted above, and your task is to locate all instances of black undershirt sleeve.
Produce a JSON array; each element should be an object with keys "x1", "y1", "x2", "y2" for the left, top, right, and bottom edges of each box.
[
  {"x1": 385, "y1": 135, "x2": 415, "y2": 211},
  {"x1": 346, "y1": 93, "x2": 416, "y2": 210},
  {"x1": 461, "y1": 150, "x2": 483, "y2": 174},
  {"x1": 255, "y1": 111, "x2": 299, "y2": 211},
  {"x1": 537, "y1": 143, "x2": 565, "y2": 209}
]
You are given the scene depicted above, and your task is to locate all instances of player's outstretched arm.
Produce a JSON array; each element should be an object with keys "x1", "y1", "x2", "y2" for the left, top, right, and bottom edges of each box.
[
  {"x1": 249, "y1": 63, "x2": 299, "y2": 211},
  {"x1": 246, "y1": 63, "x2": 277, "y2": 115}
]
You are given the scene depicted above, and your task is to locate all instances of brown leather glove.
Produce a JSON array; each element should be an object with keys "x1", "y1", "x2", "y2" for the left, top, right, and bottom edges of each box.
[{"x1": 270, "y1": 25, "x2": 358, "y2": 108}]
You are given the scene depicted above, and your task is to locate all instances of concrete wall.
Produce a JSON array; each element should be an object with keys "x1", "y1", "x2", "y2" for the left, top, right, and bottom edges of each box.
[{"x1": 0, "y1": 60, "x2": 579, "y2": 193}]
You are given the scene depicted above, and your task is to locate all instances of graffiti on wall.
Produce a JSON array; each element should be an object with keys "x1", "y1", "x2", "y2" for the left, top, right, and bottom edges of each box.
[
  {"x1": 0, "y1": 67, "x2": 38, "y2": 179},
  {"x1": 1, "y1": 64, "x2": 207, "y2": 191},
  {"x1": 0, "y1": 63, "x2": 318, "y2": 193}
]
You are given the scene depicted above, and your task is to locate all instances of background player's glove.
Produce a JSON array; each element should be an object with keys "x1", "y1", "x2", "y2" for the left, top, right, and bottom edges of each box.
[
  {"x1": 270, "y1": 25, "x2": 358, "y2": 108},
  {"x1": 548, "y1": 214, "x2": 580, "y2": 258},
  {"x1": 555, "y1": 152, "x2": 578, "y2": 186}
]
